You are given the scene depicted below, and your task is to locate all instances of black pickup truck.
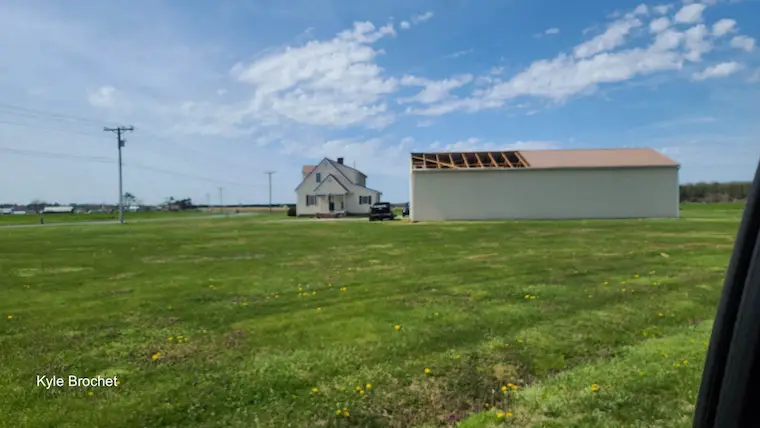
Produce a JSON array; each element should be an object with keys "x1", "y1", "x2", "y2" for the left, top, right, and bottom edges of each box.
[{"x1": 369, "y1": 202, "x2": 395, "y2": 221}]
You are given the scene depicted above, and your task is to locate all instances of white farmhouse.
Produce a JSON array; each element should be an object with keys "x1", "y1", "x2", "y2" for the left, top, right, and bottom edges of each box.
[{"x1": 296, "y1": 157, "x2": 382, "y2": 217}]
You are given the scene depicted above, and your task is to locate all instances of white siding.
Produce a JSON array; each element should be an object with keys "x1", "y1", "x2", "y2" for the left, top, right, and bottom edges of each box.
[
  {"x1": 410, "y1": 167, "x2": 679, "y2": 221},
  {"x1": 313, "y1": 175, "x2": 348, "y2": 195},
  {"x1": 344, "y1": 188, "x2": 380, "y2": 215}
]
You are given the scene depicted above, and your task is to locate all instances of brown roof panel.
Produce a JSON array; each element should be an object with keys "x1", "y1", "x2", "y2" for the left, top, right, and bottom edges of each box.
[{"x1": 518, "y1": 148, "x2": 679, "y2": 169}]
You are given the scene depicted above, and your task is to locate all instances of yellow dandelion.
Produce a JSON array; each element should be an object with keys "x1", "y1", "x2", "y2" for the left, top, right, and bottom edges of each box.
[
  {"x1": 88, "y1": 391, "x2": 94, "y2": 396},
  {"x1": 359, "y1": 390, "x2": 365, "y2": 395},
  {"x1": 312, "y1": 291, "x2": 316, "y2": 295},
  {"x1": 634, "y1": 273, "x2": 639, "y2": 278},
  {"x1": 274, "y1": 294, "x2": 279, "y2": 299},
  {"x1": 241, "y1": 302, "x2": 248, "y2": 307},
  {"x1": 424, "y1": 368, "x2": 431, "y2": 374},
  {"x1": 591, "y1": 384, "x2": 600, "y2": 392},
  {"x1": 497, "y1": 412, "x2": 505, "y2": 418},
  {"x1": 366, "y1": 383, "x2": 372, "y2": 390},
  {"x1": 355, "y1": 386, "x2": 362, "y2": 391},
  {"x1": 455, "y1": 354, "x2": 461, "y2": 359},
  {"x1": 343, "y1": 410, "x2": 350, "y2": 417},
  {"x1": 506, "y1": 411, "x2": 513, "y2": 417},
  {"x1": 336, "y1": 409, "x2": 342, "y2": 415},
  {"x1": 529, "y1": 295, "x2": 536, "y2": 300},
  {"x1": 511, "y1": 384, "x2": 519, "y2": 391},
  {"x1": 524, "y1": 295, "x2": 530, "y2": 299},
  {"x1": 434, "y1": 312, "x2": 439, "y2": 316},
  {"x1": 603, "y1": 281, "x2": 609, "y2": 285},
  {"x1": 328, "y1": 283, "x2": 333, "y2": 287},
  {"x1": 177, "y1": 335, "x2": 183, "y2": 339},
  {"x1": 298, "y1": 286, "x2": 303, "y2": 291},
  {"x1": 394, "y1": 324, "x2": 401, "y2": 330},
  {"x1": 658, "y1": 312, "x2": 664, "y2": 317},
  {"x1": 317, "y1": 307, "x2": 322, "y2": 311},
  {"x1": 116, "y1": 380, "x2": 120, "y2": 386},
  {"x1": 202, "y1": 329, "x2": 207, "y2": 334},
  {"x1": 312, "y1": 387, "x2": 318, "y2": 393},
  {"x1": 151, "y1": 353, "x2": 161, "y2": 361},
  {"x1": 168, "y1": 336, "x2": 174, "y2": 342},
  {"x1": 7, "y1": 315, "x2": 13, "y2": 320},
  {"x1": 683, "y1": 360, "x2": 689, "y2": 365},
  {"x1": 501, "y1": 385, "x2": 507, "y2": 392}
]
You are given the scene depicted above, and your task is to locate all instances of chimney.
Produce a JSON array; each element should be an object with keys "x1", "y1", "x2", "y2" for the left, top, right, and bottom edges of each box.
[{"x1": 337, "y1": 157, "x2": 344, "y2": 165}]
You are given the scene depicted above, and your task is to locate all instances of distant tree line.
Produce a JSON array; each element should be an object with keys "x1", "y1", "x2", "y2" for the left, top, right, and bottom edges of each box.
[{"x1": 680, "y1": 181, "x2": 752, "y2": 203}]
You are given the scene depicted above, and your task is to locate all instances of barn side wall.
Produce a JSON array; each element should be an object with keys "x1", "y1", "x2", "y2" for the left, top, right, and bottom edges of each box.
[{"x1": 409, "y1": 166, "x2": 679, "y2": 221}]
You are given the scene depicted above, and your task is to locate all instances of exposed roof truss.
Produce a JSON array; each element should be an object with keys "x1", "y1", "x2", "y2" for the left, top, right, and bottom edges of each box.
[{"x1": 411, "y1": 151, "x2": 530, "y2": 169}]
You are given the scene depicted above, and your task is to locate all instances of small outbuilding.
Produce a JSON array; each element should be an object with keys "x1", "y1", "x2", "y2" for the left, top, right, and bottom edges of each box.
[{"x1": 409, "y1": 148, "x2": 680, "y2": 221}]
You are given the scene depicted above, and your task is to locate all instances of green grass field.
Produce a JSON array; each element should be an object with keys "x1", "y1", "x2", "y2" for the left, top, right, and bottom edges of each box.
[{"x1": 0, "y1": 204, "x2": 744, "y2": 427}]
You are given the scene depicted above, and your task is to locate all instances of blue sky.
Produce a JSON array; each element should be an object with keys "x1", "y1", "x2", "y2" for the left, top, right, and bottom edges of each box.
[{"x1": 0, "y1": 0, "x2": 758, "y2": 205}]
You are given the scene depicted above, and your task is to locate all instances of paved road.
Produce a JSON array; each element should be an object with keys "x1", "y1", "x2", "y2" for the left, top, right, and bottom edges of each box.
[
  {"x1": 0, "y1": 213, "x2": 384, "y2": 229},
  {"x1": 0, "y1": 213, "x2": 260, "y2": 229}
]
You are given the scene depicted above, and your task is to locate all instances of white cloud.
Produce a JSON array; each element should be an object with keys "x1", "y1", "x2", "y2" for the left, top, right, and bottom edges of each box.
[
  {"x1": 545, "y1": 27, "x2": 560, "y2": 35},
  {"x1": 443, "y1": 49, "x2": 473, "y2": 59},
  {"x1": 653, "y1": 4, "x2": 672, "y2": 14},
  {"x1": 231, "y1": 21, "x2": 399, "y2": 129},
  {"x1": 87, "y1": 86, "x2": 117, "y2": 108},
  {"x1": 633, "y1": 4, "x2": 649, "y2": 15},
  {"x1": 485, "y1": 47, "x2": 683, "y2": 102},
  {"x1": 574, "y1": 15, "x2": 642, "y2": 58},
  {"x1": 712, "y1": 19, "x2": 736, "y2": 37},
  {"x1": 649, "y1": 17, "x2": 671, "y2": 33},
  {"x1": 399, "y1": 21, "x2": 411, "y2": 30},
  {"x1": 430, "y1": 138, "x2": 559, "y2": 152},
  {"x1": 416, "y1": 120, "x2": 434, "y2": 127},
  {"x1": 412, "y1": 11, "x2": 434, "y2": 24},
  {"x1": 749, "y1": 68, "x2": 760, "y2": 83},
  {"x1": 651, "y1": 29, "x2": 684, "y2": 51},
  {"x1": 683, "y1": 24, "x2": 712, "y2": 61},
  {"x1": 731, "y1": 35, "x2": 756, "y2": 52},
  {"x1": 490, "y1": 66, "x2": 505, "y2": 75},
  {"x1": 692, "y1": 61, "x2": 743, "y2": 80},
  {"x1": 399, "y1": 74, "x2": 474, "y2": 104},
  {"x1": 674, "y1": 3, "x2": 707, "y2": 24}
]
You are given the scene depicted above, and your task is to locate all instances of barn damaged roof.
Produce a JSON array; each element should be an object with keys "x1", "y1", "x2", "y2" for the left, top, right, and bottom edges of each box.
[{"x1": 410, "y1": 148, "x2": 679, "y2": 170}]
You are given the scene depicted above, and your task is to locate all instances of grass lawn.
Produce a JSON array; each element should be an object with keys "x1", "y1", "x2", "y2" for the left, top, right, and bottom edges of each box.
[{"x1": 0, "y1": 204, "x2": 743, "y2": 427}]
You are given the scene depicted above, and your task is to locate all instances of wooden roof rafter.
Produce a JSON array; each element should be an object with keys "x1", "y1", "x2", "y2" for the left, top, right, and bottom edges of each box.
[{"x1": 411, "y1": 151, "x2": 529, "y2": 169}]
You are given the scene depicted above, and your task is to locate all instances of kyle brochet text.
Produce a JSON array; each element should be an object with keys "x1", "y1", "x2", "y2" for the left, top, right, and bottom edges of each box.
[{"x1": 37, "y1": 375, "x2": 119, "y2": 389}]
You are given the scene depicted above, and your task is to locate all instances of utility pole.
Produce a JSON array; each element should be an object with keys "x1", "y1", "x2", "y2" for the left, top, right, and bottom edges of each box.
[
  {"x1": 264, "y1": 171, "x2": 276, "y2": 213},
  {"x1": 218, "y1": 187, "x2": 224, "y2": 215},
  {"x1": 104, "y1": 126, "x2": 134, "y2": 224}
]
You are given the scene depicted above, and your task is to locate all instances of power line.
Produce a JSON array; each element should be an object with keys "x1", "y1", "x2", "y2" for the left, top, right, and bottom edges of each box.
[
  {"x1": 0, "y1": 102, "x2": 112, "y2": 126},
  {"x1": 0, "y1": 146, "x2": 261, "y2": 188},
  {"x1": 0, "y1": 117, "x2": 103, "y2": 139}
]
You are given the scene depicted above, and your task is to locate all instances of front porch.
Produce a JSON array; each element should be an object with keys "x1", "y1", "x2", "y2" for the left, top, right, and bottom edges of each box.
[{"x1": 313, "y1": 193, "x2": 346, "y2": 218}]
